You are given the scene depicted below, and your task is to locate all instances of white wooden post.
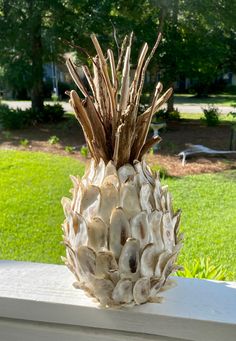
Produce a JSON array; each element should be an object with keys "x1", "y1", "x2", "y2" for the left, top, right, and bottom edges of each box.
[{"x1": 0, "y1": 261, "x2": 235, "y2": 341}]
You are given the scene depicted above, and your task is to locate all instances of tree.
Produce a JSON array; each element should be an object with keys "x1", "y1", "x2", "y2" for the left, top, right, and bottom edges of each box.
[
  {"x1": 1, "y1": 0, "x2": 235, "y2": 114},
  {"x1": 0, "y1": 0, "x2": 122, "y2": 112},
  {"x1": 144, "y1": 0, "x2": 236, "y2": 110},
  {"x1": 0, "y1": 1, "x2": 62, "y2": 111},
  {"x1": 178, "y1": 0, "x2": 231, "y2": 96}
]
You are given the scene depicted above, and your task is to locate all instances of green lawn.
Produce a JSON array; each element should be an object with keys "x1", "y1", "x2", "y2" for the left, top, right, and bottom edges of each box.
[
  {"x1": 0, "y1": 150, "x2": 235, "y2": 280},
  {"x1": 175, "y1": 94, "x2": 236, "y2": 107},
  {"x1": 164, "y1": 172, "x2": 236, "y2": 280},
  {"x1": 0, "y1": 150, "x2": 84, "y2": 264},
  {"x1": 180, "y1": 112, "x2": 235, "y2": 122}
]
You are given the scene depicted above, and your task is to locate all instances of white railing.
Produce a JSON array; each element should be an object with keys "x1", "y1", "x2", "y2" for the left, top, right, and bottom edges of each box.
[{"x1": 0, "y1": 261, "x2": 235, "y2": 341}]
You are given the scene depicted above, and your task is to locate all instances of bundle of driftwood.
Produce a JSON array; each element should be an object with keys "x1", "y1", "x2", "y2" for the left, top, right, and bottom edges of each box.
[{"x1": 66, "y1": 33, "x2": 172, "y2": 168}]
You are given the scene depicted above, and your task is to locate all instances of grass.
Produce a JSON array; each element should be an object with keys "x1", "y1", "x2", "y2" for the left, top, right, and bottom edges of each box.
[
  {"x1": 141, "y1": 93, "x2": 236, "y2": 107},
  {"x1": 0, "y1": 150, "x2": 84, "y2": 264},
  {"x1": 164, "y1": 171, "x2": 236, "y2": 280},
  {"x1": 0, "y1": 150, "x2": 235, "y2": 280},
  {"x1": 175, "y1": 94, "x2": 236, "y2": 107},
  {"x1": 180, "y1": 112, "x2": 236, "y2": 122}
]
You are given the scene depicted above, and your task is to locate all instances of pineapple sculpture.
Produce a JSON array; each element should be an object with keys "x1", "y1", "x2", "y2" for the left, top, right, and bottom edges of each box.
[{"x1": 62, "y1": 32, "x2": 182, "y2": 307}]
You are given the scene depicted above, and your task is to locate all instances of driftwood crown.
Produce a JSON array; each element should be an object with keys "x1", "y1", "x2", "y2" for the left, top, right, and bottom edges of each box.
[{"x1": 66, "y1": 33, "x2": 172, "y2": 167}]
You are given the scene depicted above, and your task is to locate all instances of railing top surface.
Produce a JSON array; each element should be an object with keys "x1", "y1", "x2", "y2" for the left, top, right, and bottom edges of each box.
[{"x1": 0, "y1": 260, "x2": 235, "y2": 341}]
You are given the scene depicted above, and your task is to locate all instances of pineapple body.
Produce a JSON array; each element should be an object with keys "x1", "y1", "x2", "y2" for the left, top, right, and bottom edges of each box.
[
  {"x1": 62, "y1": 158, "x2": 182, "y2": 306},
  {"x1": 62, "y1": 32, "x2": 183, "y2": 306}
]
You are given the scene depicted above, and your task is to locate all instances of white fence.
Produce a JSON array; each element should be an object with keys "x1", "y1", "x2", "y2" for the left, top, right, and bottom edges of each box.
[{"x1": 0, "y1": 261, "x2": 235, "y2": 341}]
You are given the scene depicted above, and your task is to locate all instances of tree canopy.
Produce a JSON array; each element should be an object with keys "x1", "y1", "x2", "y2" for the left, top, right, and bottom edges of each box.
[{"x1": 0, "y1": 0, "x2": 235, "y2": 112}]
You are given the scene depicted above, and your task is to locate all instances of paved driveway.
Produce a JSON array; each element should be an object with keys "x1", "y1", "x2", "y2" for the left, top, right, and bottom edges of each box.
[
  {"x1": 2, "y1": 101, "x2": 72, "y2": 112},
  {"x1": 2, "y1": 100, "x2": 233, "y2": 115}
]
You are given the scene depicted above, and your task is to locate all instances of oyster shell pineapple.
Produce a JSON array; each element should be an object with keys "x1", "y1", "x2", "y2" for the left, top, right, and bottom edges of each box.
[{"x1": 61, "y1": 32, "x2": 183, "y2": 307}]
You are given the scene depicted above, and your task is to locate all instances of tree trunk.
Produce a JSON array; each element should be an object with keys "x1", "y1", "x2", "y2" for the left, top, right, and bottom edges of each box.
[
  {"x1": 167, "y1": 85, "x2": 174, "y2": 112},
  {"x1": 30, "y1": 9, "x2": 44, "y2": 113},
  {"x1": 166, "y1": 0, "x2": 179, "y2": 113},
  {"x1": 230, "y1": 124, "x2": 236, "y2": 151}
]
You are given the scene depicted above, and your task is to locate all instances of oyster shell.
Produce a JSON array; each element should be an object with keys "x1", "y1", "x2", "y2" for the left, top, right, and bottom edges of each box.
[
  {"x1": 130, "y1": 211, "x2": 150, "y2": 249},
  {"x1": 140, "y1": 243, "x2": 159, "y2": 277},
  {"x1": 112, "y1": 279, "x2": 133, "y2": 304},
  {"x1": 118, "y1": 164, "x2": 136, "y2": 183},
  {"x1": 68, "y1": 211, "x2": 88, "y2": 249},
  {"x1": 110, "y1": 207, "x2": 131, "y2": 259},
  {"x1": 77, "y1": 246, "x2": 96, "y2": 284},
  {"x1": 119, "y1": 238, "x2": 140, "y2": 281},
  {"x1": 133, "y1": 277, "x2": 150, "y2": 305},
  {"x1": 92, "y1": 158, "x2": 106, "y2": 186},
  {"x1": 80, "y1": 185, "x2": 100, "y2": 218},
  {"x1": 95, "y1": 250, "x2": 118, "y2": 278},
  {"x1": 140, "y1": 183, "x2": 155, "y2": 213},
  {"x1": 120, "y1": 181, "x2": 141, "y2": 218},
  {"x1": 87, "y1": 217, "x2": 107, "y2": 251},
  {"x1": 149, "y1": 210, "x2": 164, "y2": 252},
  {"x1": 99, "y1": 182, "x2": 119, "y2": 223}
]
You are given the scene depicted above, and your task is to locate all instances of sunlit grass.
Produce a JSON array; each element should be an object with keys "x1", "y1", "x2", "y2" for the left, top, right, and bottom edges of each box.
[
  {"x1": 175, "y1": 94, "x2": 236, "y2": 107},
  {"x1": 0, "y1": 150, "x2": 235, "y2": 280},
  {"x1": 0, "y1": 150, "x2": 84, "y2": 264},
  {"x1": 164, "y1": 171, "x2": 236, "y2": 280},
  {"x1": 180, "y1": 112, "x2": 235, "y2": 123}
]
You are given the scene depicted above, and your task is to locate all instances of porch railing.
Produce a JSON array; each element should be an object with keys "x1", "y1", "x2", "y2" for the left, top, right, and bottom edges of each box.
[{"x1": 0, "y1": 261, "x2": 235, "y2": 341}]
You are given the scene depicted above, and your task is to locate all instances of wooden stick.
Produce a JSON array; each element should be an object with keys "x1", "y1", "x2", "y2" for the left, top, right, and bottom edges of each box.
[
  {"x1": 112, "y1": 123, "x2": 124, "y2": 167},
  {"x1": 133, "y1": 32, "x2": 162, "y2": 118},
  {"x1": 107, "y1": 49, "x2": 118, "y2": 91},
  {"x1": 116, "y1": 35, "x2": 129, "y2": 72},
  {"x1": 93, "y1": 57, "x2": 108, "y2": 123},
  {"x1": 91, "y1": 34, "x2": 116, "y2": 121},
  {"x1": 137, "y1": 87, "x2": 173, "y2": 125},
  {"x1": 129, "y1": 43, "x2": 149, "y2": 103},
  {"x1": 139, "y1": 136, "x2": 162, "y2": 159},
  {"x1": 131, "y1": 83, "x2": 163, "y2": 160},
  {"x1": 119, "y1": 46, "x2": 131, "y2": 115},
  {"x1": 82, "y1": 66, "x2": 96, "y2": 99},
  {"x1": 118, "y1": 32, "x2": 133, "y2": 124},
  {"x1": 70, "y1": 91, "x2": 93, "y2": 141},
  {"x1": 82, "y1": 96, "x2": 108, "y2": 161},
  {"x1": 69, "y1": 92, "x2": 98, "y2": 162},
  {"x1": 82, "y1": 65, "x2": 103, "y2": 123},
  {"x1": 66, "y1": 59, "x2": 88, "y2": 97},
  {"x1": 107, "y1": 48, "x2": 119, "y2": 147}
]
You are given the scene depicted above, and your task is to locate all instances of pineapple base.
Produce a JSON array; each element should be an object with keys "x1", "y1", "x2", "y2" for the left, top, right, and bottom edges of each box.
[{"x1": 62, "y1": 159, "x2": 182, "y2": 307}]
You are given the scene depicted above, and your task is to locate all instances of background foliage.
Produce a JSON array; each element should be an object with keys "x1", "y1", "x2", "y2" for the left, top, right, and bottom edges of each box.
[{"x1": 0, "y1": 0, "x2": 236, "y2": 113}]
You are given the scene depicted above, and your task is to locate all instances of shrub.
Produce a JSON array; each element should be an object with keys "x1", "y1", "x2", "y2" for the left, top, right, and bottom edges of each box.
[
  {"x1": 0, "y1": 103, "x2": 64, "y2": 129},
  {"x1": 2, "y1": 130, "x2": 12, "y2": 139},
  {"x1": 19, "y1": 139, "x2": 30, "y2": 147},
  {"x1": 0, "y1": 104, "x2": 12, "y2": 127},
  {"x1": 151, "y1": 165, "x2": 169, "y2": 179},
  {"x1": 36, "y1": 104, "x2": 65, "y2": 123},
  {"x1": 227, "y1": 105, "x2": 236, "y2": 121},
  {"x1": 51, "y1": 92, "x2": 59, "y2": 102},
  {"x1": 201, "y1": 105, "x2": 220, "y2": 126},
  {"x1": 176, "y1": 257, "x2": 229, "y2": 281},
  {"x1": 48, "y1": 135, "x2": 60, "y2": 145},
  {"x1": 149, "y1": 147, "x2": 154, "y2": 155},
  {"x1": 65, "y1": 145, "x2": 75, "y2": 153},
  {"x1": 80, "y1": 145, "x2": 89, "y2": 158},
  {"x1": 0, "y1": 104, "x2": 33, "y2": 129},
  {"x1": 155, "y1": 108, "x2": 180, "y2": 122}
]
